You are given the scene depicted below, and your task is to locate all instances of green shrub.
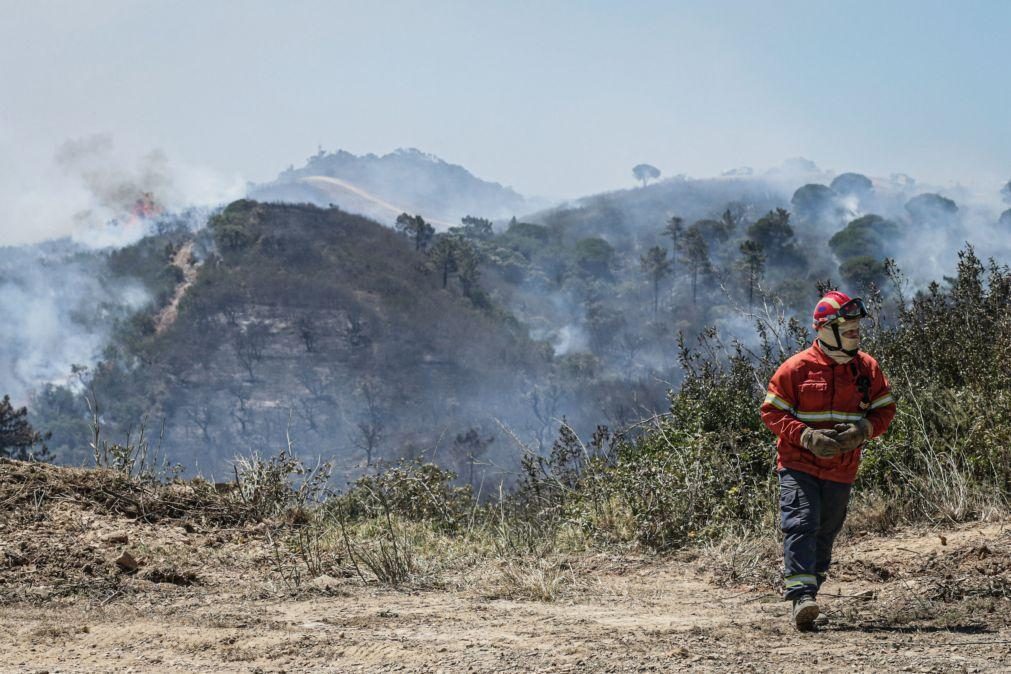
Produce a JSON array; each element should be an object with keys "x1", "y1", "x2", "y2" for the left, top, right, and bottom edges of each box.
[
  {"x1": 857, "y1": 248, "x2": 1011, "y2": 519},
  {"x1": 610, "y1": 330, "x2": 785, "y2": 549},
  {"x1": 336, "y1": 459, "x2": 473, "y2": 533}
]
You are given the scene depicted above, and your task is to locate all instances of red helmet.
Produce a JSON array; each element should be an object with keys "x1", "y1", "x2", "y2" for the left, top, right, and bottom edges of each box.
[{"x1": 813, "y1": 291, "x2": 866, "y2": 330}]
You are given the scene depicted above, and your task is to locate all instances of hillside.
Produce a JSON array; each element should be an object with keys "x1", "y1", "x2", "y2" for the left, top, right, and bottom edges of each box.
[
  {"x1": 249, "y1": 148, "x2": 534, "y2": 227},
  {"x1": 484, "y1": 168, "x2": 1011, "y2": 368},
  {"x1": 32, "y1": 200, "x2": 551, "y2": 478}
]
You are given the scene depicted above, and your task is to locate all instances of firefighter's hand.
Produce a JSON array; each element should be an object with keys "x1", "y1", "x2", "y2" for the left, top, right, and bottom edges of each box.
[
  {"x1": 833, "y1": 419, "x2": 872, "y2": 452},
  {"x1": 800, "y1": 427, "x2": 842, "y2": 458}
]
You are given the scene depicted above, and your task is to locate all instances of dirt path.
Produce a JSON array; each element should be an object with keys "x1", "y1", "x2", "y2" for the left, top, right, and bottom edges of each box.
[
  {"x1": 2, "y1": 521, "x2": 1010, "y2": 673},
  {"x1": 155, "y1": 241, "x2": 200, "y2": 334}
]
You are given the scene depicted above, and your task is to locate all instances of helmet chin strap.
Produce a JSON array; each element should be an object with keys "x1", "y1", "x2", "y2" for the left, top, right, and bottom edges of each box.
[{"x1": 818, "y1": 323, "x2": 860, "y2": 358}]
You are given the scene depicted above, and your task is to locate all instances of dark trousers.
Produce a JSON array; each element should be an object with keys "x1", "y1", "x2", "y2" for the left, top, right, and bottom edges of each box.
[{"x1": 779, "y1": 468, "x2": 852, "y2": 599}]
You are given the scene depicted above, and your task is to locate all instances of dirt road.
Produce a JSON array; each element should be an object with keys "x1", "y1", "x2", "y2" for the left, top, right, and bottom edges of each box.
[{"x1": 2, "y1": 519, "x2": 1009, "y2": 673}]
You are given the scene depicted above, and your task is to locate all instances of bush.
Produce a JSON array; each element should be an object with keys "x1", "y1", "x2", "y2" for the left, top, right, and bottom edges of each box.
[
  {"x1": 337, "y1": 459, "x2": 473, "y2": 533},
  {"x1": 233, "y1": 447, "x2": 331, "y2": 520},
  {"x1": 605, "y1": 325, "x2": 798, "y2": 549},
  {"x1": 0, "y1": 395, "x2": 50, "y2": 461}
]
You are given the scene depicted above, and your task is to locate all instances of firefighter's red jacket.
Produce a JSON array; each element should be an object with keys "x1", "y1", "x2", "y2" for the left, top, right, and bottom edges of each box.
[{"x1": 760, "y1": 341, "x2": 896, "y2": 484}]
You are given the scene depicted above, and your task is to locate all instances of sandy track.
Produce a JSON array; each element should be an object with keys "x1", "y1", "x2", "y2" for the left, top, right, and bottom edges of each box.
[
  {"x1": 155, "y1": 241, "x2": 200, "y2": 335},
  {"x1": 2, "y1": 522, "x2": 1010, "y2": 673}
]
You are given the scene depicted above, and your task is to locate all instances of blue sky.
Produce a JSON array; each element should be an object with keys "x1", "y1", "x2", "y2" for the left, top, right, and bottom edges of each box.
[{"x1": 1, "y1": 0, "x2": 1009, "y2": 208}]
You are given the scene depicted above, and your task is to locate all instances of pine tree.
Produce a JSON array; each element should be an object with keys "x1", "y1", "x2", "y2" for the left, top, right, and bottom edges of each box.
[
  {"x1": 456, "y1": 243, "x2": 482, "y2": 300},
  {"x1": 640, "y1": 246, "x2": 672, "y2": 316},
  {"x1": 681, "y1": 227, "x2": 712, "y2": 305},
  {"x1": 395, "y1": 213, "x2": 435, "y2": 251},
  {"x1": 428, "y1": 236, "x2": 460, "y2": 288},
  {"x1": 739, "y1": 239, "x2": 766, "y2": 310},
  {"x1": 661, "y1": 216, "x2": 684, "y2": 278}
]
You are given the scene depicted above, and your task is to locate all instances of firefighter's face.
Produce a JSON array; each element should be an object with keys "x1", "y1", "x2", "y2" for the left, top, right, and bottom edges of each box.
[
  {"x1": 817, "y1": 317, "x2": 862, "y2": 351},
  {"x1": 840, "y1": 320, "x2": 860, "y2": 339}
]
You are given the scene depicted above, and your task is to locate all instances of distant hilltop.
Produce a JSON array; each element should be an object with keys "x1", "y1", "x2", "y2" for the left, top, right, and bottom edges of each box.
[{"x1": 248, "y1": 147, "x2": 536, "y2": 227}]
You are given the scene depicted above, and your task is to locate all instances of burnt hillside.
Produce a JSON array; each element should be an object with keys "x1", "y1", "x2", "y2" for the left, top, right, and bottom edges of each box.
[{"x1": 35, "y1": 201, "x2": 550, "y2": 480}]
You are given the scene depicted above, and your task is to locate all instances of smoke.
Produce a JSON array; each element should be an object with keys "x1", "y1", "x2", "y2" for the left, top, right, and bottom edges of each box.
[
  {"x1": 0, "y1": 134, "x2": 243, "y2": 402},
  {"x1": 5, "y1": 138, "x2": 1007, "y2": 476},
  {"x1": 806, "y1": 176, "x2": 1008, "y2": 287},
  {"x1": 55, "y1": 135, "x2": 172, "y2": 215},
  {"x1": 531, "y1": 323, "x2": 589, "y2": 356},
  {"x1": 1, "y1": 133, "x2": 244, "y2": 248},
  {"x1": 500, "y1": 159, "x2": 1011, "y2": 414},
  {"x1": 0, "y1": 245, "x2": 149, "y2": 403}
]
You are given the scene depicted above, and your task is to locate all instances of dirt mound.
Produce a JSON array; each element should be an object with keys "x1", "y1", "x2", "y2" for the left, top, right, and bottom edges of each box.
[
  {"x1": 0, "y1": 459, "x2": 265, "y2": 604},
  {"x1": 0, "y1": 458, "x2": 252, "y2": 525},
  {"x1": 824, "y1": 522, "x2": 1011, "y2": 634}
]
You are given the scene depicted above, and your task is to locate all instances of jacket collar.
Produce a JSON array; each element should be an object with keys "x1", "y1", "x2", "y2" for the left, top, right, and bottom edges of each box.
[{"x1": 810, "y1": 339, "x2": 843, "y2": 366}]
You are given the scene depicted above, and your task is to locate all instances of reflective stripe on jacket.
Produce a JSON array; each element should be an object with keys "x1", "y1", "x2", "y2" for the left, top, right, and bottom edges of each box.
[{"x1": 760, "y1": 341, "x2": 896, "y2": 484}]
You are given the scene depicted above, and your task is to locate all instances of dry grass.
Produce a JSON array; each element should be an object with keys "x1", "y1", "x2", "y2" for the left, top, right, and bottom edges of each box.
[
  {"x1": 695, "y1": 535, "x2": 781, "y2": 591},
  {"x1": 827, "y1": 581, "x2": 1001, "y2": 631},
  {"x1": 26, "y1": 622, "x2": 89, "y2": 643},
  {"x1": 888, "y1": 449, "x2": 1010, "y2": 525},
  {"x1": 487, "y1": 556, "x2": 576, "y2": 602},
  {"x1": 845, "y1": 491, "x2": 901, "y2": 535}
]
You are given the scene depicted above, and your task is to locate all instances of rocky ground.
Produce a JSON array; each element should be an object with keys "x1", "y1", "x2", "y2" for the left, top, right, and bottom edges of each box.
[{"x1": 1, "y1": 459, "x2": 1010, "y2": 673}]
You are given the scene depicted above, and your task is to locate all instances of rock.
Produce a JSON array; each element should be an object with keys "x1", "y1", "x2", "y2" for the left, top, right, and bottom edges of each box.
[
  {"x1": 141, "y1": 567, "x2": 198, "y2": 586},
  {"x1": 4, "y1": 549, "x2": 28, "y2": 567},
  {"x1": 100, "y1": 531, "x2": 129, "y2": 544},
  {"x1": 114, "y1": 551, "x2": 139, "y2": 572},
  {"x1": 306, "y1": 574, "x2": 342, "y2": 592}
]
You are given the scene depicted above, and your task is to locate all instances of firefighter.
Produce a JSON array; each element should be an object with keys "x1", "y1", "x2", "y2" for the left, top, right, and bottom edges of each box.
[{"x1": 760, "y1": 290, "x2": 896, "y2": 630}]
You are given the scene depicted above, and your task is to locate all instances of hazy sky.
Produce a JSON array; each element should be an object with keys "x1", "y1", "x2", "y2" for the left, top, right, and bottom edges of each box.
[{"x1": 2, "y1": 0, "x2": 1009, "y2": 218}]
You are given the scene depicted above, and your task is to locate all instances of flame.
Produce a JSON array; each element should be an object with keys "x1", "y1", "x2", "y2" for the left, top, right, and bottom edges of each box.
[{"x1": 130, "y1": 192, "x2": 163, "y2": 221}]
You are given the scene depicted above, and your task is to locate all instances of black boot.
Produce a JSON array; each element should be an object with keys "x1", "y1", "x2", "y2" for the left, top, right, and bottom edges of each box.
[{"x1": 791, "y1": 594, "x2": 819, "y2": 631}]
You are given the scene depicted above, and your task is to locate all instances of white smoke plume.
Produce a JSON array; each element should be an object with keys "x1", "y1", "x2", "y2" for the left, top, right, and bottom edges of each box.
[
  {"x1": 0, "y1": 245, "x2": 149, "y2": 403},
  {"x1": 2, "y1": 133, "x2": 243, "y2": 248},
  {"x1": 60, "y1": 134, "x2": 245, "y2": 248},
  {"x1": 55, "y1": 135, "x2": 172, "y2": 213},
  {"x1": 0, "y1": 134, "x2": 244, "y2": 402}
]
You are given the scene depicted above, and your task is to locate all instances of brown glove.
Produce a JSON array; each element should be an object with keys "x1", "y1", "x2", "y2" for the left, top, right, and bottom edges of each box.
[
  {"x1": 800, "y1": 427, "x2": 842, "y2": 458},
  {"x1": 832, "y1": 419, "x2": 873, "y2": 452}
]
